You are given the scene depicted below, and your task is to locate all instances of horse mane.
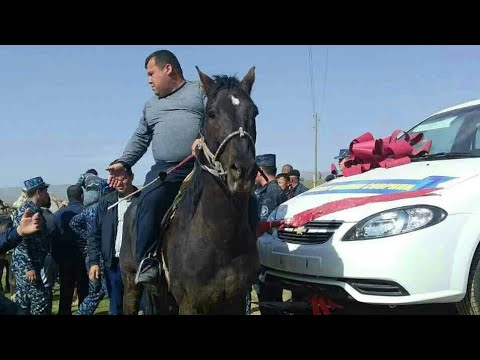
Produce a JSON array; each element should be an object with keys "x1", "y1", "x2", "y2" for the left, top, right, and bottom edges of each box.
[
  {"x1": 211, "y1": 75, "x2": 243, "y2": 96},
  {"x1": 181, "y1": 162, "x2": 206, "y2": 219}
]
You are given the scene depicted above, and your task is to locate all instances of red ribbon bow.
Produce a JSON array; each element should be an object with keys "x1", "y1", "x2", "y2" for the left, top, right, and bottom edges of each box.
[
  {"x1": 343, "y1": 130, "x2": 432, "y2": 177},
  {"x1": 330, "y1": 163, "x2": 338, "y2": 175},
  {"x1": 255, "y1": 130, "x2": 434, "y2": 236}
]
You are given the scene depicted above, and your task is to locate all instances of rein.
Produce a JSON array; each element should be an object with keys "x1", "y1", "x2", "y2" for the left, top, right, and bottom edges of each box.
[{"x1": 196, "y1": 127, "x2": 255, "y2": 181}]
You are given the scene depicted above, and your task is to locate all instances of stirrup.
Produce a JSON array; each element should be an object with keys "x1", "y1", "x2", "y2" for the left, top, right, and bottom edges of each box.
[{"x1": 135, "y1": 254, "x2": 162, "y2": 285}]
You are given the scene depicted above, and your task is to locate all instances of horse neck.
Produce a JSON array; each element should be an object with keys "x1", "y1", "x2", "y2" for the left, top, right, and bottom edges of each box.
[{"x1": 194, "y1": 166, "x2": 250, "y2": 222}]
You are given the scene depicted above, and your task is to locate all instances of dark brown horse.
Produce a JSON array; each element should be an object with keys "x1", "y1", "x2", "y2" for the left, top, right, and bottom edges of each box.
[{"x1": 121, "y1": 67, "x2": 260, "y2": 315}]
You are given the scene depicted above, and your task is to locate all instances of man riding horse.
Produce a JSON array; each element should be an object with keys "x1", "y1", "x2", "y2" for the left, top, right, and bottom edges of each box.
[
  {"x1": 106, "y1": 50, "x2": 207, "y2": 284},
  {"x1": 106, "y1": 49, "x2": 261, "y2": 314}
]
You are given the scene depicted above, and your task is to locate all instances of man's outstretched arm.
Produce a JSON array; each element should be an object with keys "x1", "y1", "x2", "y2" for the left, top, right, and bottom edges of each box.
[
  {"x1": 107, "y1": 108, "x2": 152, "y2": 188},
  {"x1": 0, "y1": 209, "x2": 41, "y2": 255}
]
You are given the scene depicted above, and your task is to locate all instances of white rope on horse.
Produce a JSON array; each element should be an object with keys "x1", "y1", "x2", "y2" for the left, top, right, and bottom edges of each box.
[{"x1": 198, "y1": 127, "x2": 255, "y2": 179}]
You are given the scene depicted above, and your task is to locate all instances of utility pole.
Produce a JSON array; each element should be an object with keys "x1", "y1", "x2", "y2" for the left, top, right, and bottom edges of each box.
[{"x1": 307, "y1": 45, "x2": 327, "y2": 189}]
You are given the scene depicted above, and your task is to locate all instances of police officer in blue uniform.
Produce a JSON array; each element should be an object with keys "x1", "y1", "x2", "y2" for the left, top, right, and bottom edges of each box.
[
  {"x1": 0, "y1": 209, "x2": 42, "y2": 314},
  {"x1": 253, "y1": 154, "x2": 287, "y2": 315},
  {"x1": 11, "y1": 177, "x2": 52, "y2": 315},
  {"x1": 254, "y1": 154, "x2": 288, "y2": 221}
]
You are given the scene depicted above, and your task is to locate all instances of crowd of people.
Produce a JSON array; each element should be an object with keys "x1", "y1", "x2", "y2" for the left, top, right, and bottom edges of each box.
[
  {"x1": 0, "y1": 48, "x2": 345, "y2": 315},
  {"x1": 0, "y1": 156, "x2": 311, "y2": 316}
]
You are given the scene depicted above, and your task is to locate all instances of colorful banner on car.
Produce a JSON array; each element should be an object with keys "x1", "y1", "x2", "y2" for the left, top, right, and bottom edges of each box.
[{"x1": 307, "y1": 176, "x2": 455, "y2": 195}]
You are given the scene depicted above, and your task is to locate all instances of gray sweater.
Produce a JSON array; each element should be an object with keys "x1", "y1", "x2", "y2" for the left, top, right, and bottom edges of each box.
[{"x1": 118, "y1": 81, "x2": 206, "y2": 167}]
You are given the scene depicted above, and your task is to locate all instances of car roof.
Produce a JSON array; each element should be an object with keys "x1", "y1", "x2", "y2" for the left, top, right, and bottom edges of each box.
[{"x1": 430, "y1": 99, "x2": 480, "y2": 117}]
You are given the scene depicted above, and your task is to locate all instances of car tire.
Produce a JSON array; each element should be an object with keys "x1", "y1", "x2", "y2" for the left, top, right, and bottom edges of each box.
[{"x1": 457, "y1": 247, "x2": 480, "y2": 315}]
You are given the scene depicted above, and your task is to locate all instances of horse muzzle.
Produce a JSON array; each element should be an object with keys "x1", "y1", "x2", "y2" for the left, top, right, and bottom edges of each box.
[{"x1": 226, "y1": 161, "x2": 256, "y2": 194}]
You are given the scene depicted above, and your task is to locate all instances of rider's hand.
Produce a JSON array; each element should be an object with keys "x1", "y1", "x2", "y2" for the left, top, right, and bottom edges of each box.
[
  {"x1": 191, "y1": 138, "x2": 202, "y2": 157},
  {"x1": 106, "y1": 163, "x2": 126, "y2": 189}
]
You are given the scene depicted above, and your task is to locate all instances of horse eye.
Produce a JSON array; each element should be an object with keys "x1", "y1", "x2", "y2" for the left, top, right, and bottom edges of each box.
[{"x1": 208, "y1": 110, "x2": 215, "y2": 118}]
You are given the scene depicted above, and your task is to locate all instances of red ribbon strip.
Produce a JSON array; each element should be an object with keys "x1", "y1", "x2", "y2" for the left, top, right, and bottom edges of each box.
[
  {"x1": 283, "y1": 188, "x2": 437, "y2": 228},
  {"x1": 256, "y1": 221, "x2": 284, "y2": 237},
  {"x1": 256, "y1": 188, "x2": 438, "y2": 236}
]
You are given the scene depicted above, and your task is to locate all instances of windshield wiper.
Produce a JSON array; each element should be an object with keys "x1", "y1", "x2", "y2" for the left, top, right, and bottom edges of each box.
[{"x1": 412, "y1": 152, "x2": 480, "y2": 161}]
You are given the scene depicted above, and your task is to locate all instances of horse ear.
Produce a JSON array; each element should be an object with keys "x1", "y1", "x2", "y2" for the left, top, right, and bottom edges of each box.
[
  {"x1": 240, "y1": 66, "x2": 255, "y2": 95},
  {"x1": 196, "y1": 66, "x2": 215, "y2": 95}
]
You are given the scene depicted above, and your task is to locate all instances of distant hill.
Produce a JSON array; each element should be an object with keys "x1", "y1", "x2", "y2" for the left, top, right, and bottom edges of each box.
[
  {"x1": 0, "y1": 171, "x2": 329, "y2": 204},
  {"x1": 0, "y1": 185, "x2": 70, "y2": 204},
  {"x1": 297, "y1": 170, "x2": 329, "y2": 189}
]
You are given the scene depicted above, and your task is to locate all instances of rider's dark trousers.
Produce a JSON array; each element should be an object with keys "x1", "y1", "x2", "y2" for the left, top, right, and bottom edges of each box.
[{"x1": 135, "y1": 160, "x2": 194, "y2": 265}]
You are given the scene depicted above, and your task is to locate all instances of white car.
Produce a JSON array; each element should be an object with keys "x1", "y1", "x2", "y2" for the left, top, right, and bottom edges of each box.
[{"x1": 258, "y1": 99, "x2": 480, "y2": 314}]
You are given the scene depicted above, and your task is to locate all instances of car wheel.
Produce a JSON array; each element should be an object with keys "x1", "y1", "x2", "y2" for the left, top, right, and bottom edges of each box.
[{"x1": 457, "y1": 247, "x2": 480, "y2": 315}]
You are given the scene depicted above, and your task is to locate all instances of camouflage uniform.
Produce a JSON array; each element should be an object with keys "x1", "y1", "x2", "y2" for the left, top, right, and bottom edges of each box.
[
  {"x1": 76, "y1": 173, "x2": 108, "y2": 207},
  {"x1": 70, "y1": 203, "x2": 107, "y2": 315},
  {"x1": 11, "y1": 200, "x2": 49, "y2": 315}
]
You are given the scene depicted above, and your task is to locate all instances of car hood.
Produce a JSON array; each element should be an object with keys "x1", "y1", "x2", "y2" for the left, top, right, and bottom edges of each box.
[{"x1": 280, "y1": 158, "x2": 480, "y2": 222}]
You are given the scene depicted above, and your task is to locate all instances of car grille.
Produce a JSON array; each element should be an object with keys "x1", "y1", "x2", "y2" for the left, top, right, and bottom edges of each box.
[{"x1": 277, "y1": 221, "x2": 343, "y2": 244}]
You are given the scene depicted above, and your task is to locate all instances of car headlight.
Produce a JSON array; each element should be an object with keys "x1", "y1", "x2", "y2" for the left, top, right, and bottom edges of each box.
[
  {"x1": 343, "y1": 205, "x2": 447, "y2": 241},
  {"x1": 267, "y1": 204, "x2": 288, "y2": 222}
]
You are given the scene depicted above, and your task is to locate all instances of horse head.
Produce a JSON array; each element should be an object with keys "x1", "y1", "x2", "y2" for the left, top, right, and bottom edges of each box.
[{"x1": 196, "y1": 66, "x2": 258, "y2": 195}]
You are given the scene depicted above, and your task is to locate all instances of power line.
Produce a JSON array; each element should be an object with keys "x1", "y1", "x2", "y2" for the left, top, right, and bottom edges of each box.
[
  {"x1": 307, "y1": 45, "x2": 318, "y2": 186},
  {"x1": 307, "y1": 45, "x2": 316, "y2": 116},
  {"x1": 319, "y1": 46, "x2": 329, "y2": 120},
  {"x1": 307, "y1": 46, "x2": 329, "y2": 187}
]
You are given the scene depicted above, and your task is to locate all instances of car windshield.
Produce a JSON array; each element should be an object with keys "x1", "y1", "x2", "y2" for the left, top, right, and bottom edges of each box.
[{"x1": 405, "y1": 104, "x2": 480, "y2": 159}]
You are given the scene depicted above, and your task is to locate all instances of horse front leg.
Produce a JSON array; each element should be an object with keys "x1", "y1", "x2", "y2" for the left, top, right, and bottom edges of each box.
[
  {"x1": 121, "y1": 269, "x2": 142, "y2": 315},
  {"x1": 178, "y1": 299, "x2": 199, "y2": 315}
]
